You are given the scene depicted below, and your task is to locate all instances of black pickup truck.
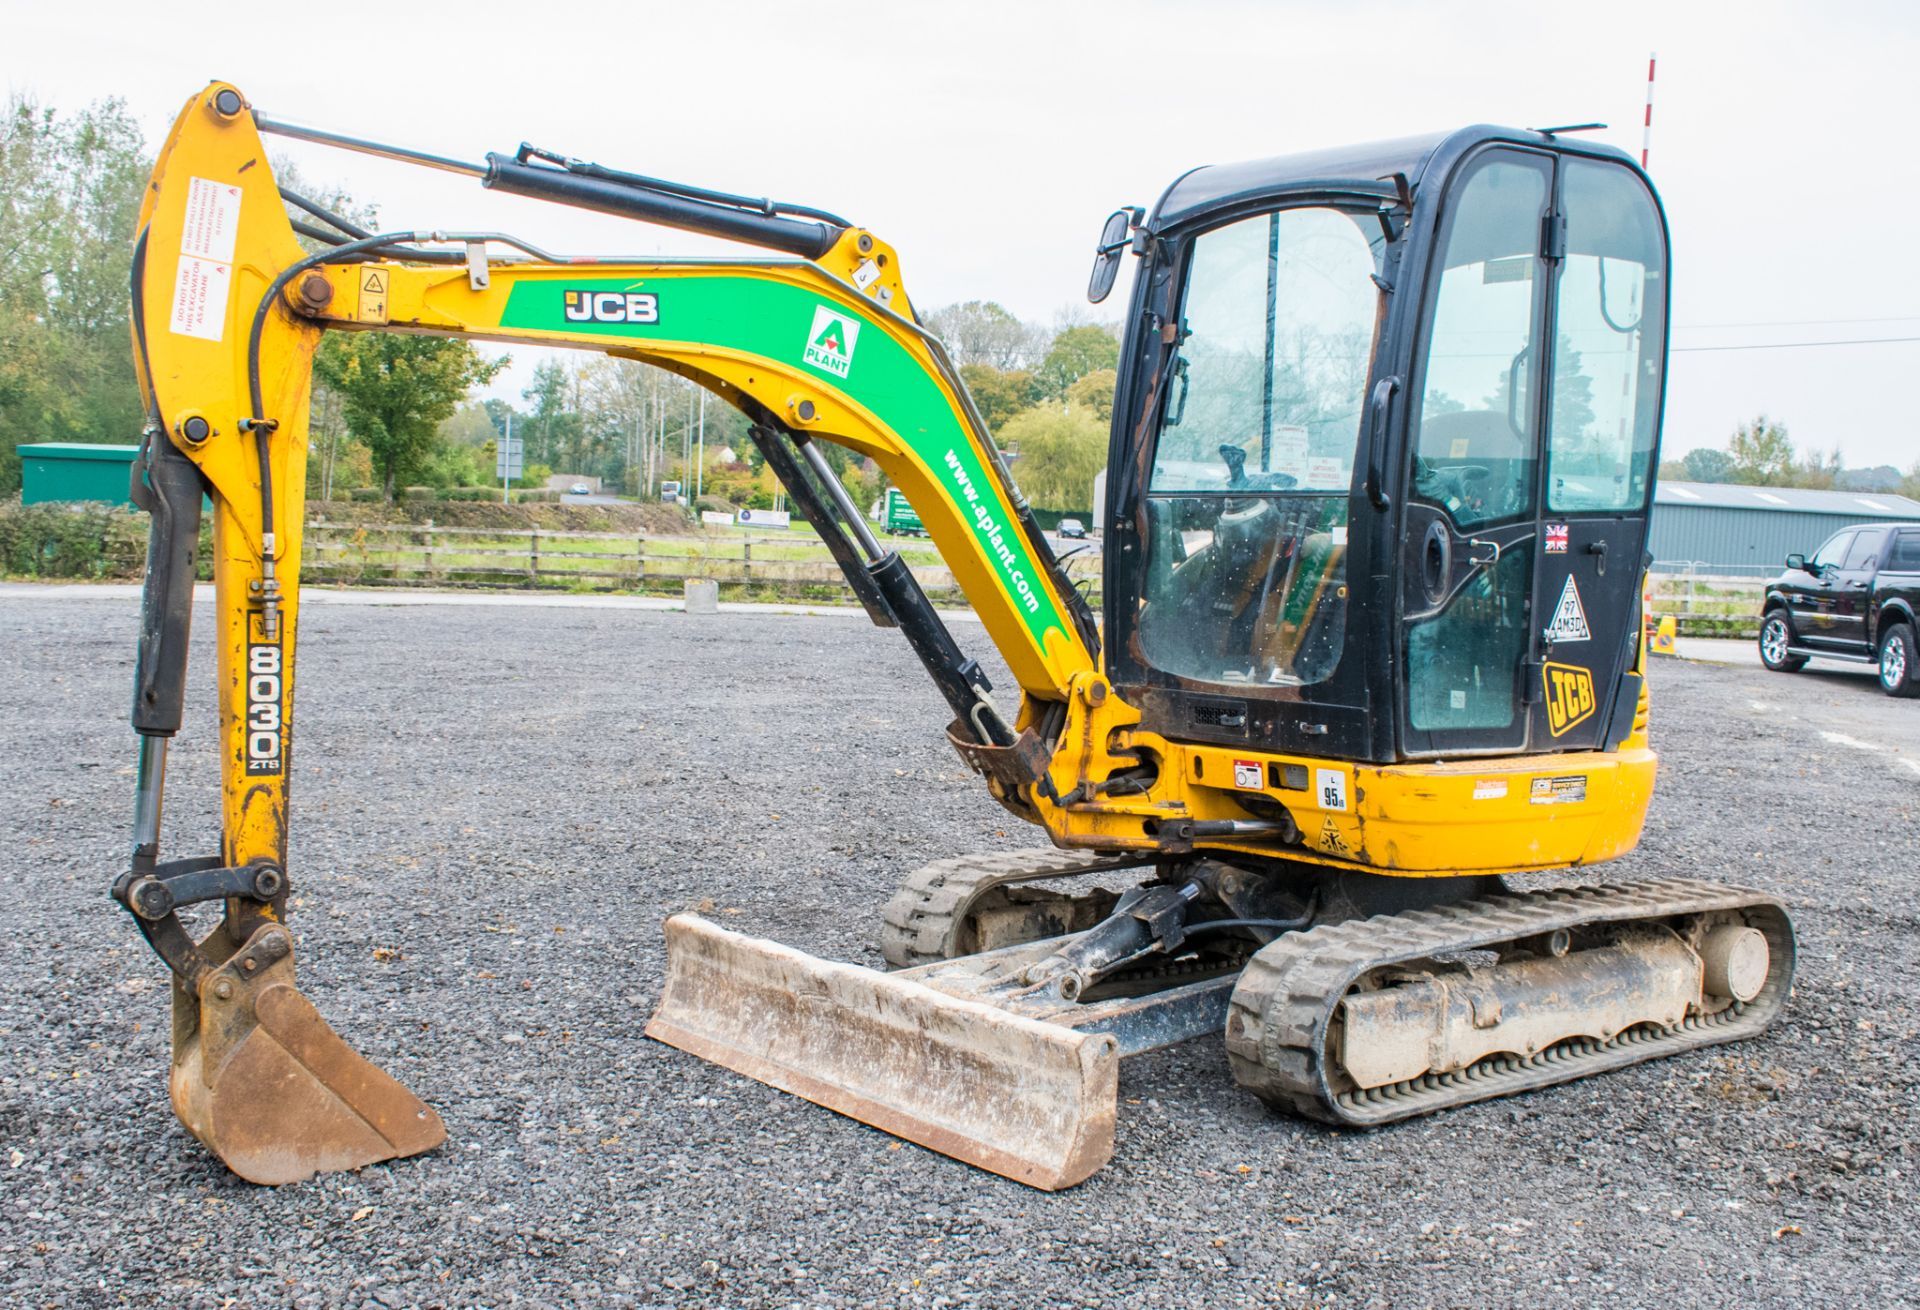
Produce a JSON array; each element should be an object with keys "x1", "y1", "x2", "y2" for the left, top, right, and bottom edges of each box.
[{"x1": 1759, "y1": 521, "x2": 1920, "y2": 696}]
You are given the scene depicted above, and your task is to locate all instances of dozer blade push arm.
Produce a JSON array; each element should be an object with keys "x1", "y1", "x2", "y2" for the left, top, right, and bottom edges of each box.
[{"x1": 117, "y1": 82, "x2": 1101, "y2": 1182}]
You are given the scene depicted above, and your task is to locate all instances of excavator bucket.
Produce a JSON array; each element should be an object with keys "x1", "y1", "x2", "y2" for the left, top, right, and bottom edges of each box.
[
  {"x1": 646, "y1": 914, "x2": 1120, "y2": 1189},
  {"x1": 168, "y1": 922, "x2": 446, "y2": 1185}
]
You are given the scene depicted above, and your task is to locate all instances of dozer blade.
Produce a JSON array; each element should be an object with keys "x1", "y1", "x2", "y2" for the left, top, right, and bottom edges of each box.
[
  {"x1": 646, "y1": 913, "x2": 1120, "y2": 1190},
  {"x1": 169, "y1": 922, "x2": 446, "y2": 1185}
]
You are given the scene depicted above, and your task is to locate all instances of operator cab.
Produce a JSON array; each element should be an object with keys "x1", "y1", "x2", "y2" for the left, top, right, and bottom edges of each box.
[{"x1": 1102, "y1": 127, "x2": 1668, "y2": 765}]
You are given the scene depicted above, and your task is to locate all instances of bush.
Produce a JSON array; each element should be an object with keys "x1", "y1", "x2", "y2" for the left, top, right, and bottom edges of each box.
[
  {"x1": 0, "y1": 503, "x2": 149, "y2": 579},
  {"x1": 402, "y1": 486, "x2": 437, "y2": 503},
  {"x1": 350, "y1": 487, "x2": 384, "y2": 503},
  {"x1": 695, "y1": 494, "x2": 736, "y2": 514}
]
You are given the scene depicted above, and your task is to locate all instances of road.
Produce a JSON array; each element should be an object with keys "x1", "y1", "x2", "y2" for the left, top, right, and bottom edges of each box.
[{"x1": 0, "y1": 589, "x2": 1913, "y2": 1308}]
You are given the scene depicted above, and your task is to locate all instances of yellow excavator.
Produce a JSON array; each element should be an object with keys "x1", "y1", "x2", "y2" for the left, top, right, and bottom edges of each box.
[{"x1": 117, "y1": 82, "x2": 1793, "y2": 1190}]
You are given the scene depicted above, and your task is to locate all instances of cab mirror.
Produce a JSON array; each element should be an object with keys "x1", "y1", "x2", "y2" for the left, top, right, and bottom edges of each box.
[
  {"x1": 1087, "y1": 208, "x2": 1137, "y2": 304},
  {"x1": 1785, "y1": 553, "x2": 1806, "y2": 572}
]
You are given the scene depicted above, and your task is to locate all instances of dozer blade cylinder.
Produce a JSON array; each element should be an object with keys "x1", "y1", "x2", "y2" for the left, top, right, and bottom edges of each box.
[
  {"x1": 170, "y1": 922, "x2": 445, "y2": 1185},
  {"x1": 646, "y1": 914, "x2": 1119, "y2": 1190}
]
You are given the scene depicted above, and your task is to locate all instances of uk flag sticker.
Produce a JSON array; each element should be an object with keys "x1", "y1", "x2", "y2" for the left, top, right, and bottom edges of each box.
[{"x1": 1545, "y1": 523, "x2": 1569, "y2": 554}]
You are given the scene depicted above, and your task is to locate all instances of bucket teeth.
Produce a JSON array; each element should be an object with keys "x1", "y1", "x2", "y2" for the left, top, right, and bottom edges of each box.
[
  {"x1": 169, "y1": 923, "x2": 445, "y2": 1185},
  {"x1": 646, "y1": 913, "x2": 1119, "y2": 1190}
]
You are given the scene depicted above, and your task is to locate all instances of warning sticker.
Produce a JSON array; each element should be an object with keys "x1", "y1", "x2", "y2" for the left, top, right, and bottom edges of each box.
[
  {"x1": 181, "y1": 177, "x2": 242, "y2": 263},
  {"x1": 168, "y1": 256, "x2": 232, "y2": 342},
  {"x1": 1232, "y1": 759, "x2": 1263, "y2": 790},
  {"x1": 166, "y1": 177, "x2": 243, "y2": 342},
  {"x1": 1530, "y1": 774, "x2": 1588, "y2": 805},
  {"x1": 1315, "y1": 767, "x2": 1349, "y2": 812},
  {"x1": 358, "y1": 267, "x2": 390, "y2": 324},
  {"x1": 1472, "y1": 778, "x2": 1508, "y2": 800},
  {"x1": 1317, "y1": 815, "x2": 1351, "y2": 855},
  {"x1": 1543, "y1": 574, "x2": 1591, "y2": 643}
]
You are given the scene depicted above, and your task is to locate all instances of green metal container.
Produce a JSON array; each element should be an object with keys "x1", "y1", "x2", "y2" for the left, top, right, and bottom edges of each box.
[{"x1": 19, "y1": 443, "x2": 142, "y2": 507}]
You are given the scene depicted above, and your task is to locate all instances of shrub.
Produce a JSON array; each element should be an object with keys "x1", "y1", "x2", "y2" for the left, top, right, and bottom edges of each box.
[
  {"x1": 402, "y1": 486, "x2": 437, "y2": 503},
  {"x1": 350, "y1": 487, "x2": 384, "y2": 503},
  {"x1": 0, "y1": 503, "x2": 148, "y2": 579}
]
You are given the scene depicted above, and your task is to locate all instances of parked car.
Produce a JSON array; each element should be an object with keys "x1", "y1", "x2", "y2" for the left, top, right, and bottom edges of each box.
[
  {"x1": 568, "y1": 482, "x2": 591, "y2": 495},
  {"x1": 1056, "y1": 518, "x2": 1088, "y2": 539},
  {"x1": 1758, "y1": 521, "x2": 1920, "y2": 696}
]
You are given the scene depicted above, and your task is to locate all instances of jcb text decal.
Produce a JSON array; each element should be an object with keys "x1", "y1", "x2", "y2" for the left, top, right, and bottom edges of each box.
[
  {"x1": 563, "y1": 290, "x2": 659, "y2": 324},
  {"x1": 245, "y1": 639, "x2": 284, "y2": 776},
  {"x1": 1542, "y1": 660, "x2": 1597, "y2": 737}
]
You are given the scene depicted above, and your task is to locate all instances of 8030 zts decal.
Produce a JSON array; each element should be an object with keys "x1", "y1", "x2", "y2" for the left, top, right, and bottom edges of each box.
[{"x1": 245, "y1": 636, "x2": 284, "y2": 776}]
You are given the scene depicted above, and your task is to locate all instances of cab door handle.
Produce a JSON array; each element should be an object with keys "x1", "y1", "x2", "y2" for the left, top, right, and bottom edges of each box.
[{"x1": 1365, "y1": 375, "x2": 1399, "y2": 511}]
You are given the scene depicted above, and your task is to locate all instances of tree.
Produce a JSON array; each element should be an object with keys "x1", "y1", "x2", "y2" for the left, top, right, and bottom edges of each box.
[
  {"x1": 0, "y1": 95, "x2": 149, "y2": 493},
  {"x1": 1485, "y1": 335, "x2": 1595, "y2": 441},
  {"x1": 1037, "y1": 325, "x2": 1119, "y2": 398},
  {"x1": 924, "y1": 300, "x2": 1046, "y2": 370},
  {"x1": 1727, "y1": 414, "x2": 1795, "y2": 486},
  {"x1": 1793, "y1": 445, "x2": 1843, "y2": 491},
  {"x1": 959, "y1": 364, "x2": 1040, "y2": 434},
  {"x1": 312, "y1": 335, "x2": 503, "y2": 499},
  {"x1": 1066, "y1": 368, "x2": 1117, "y2": 424},
  {"x1": 999, "y1": 403, "x2": 1107, "y2": 512},
  {"x1": 1681, "y1": 447, "x2": 1736, "y2": 483}
]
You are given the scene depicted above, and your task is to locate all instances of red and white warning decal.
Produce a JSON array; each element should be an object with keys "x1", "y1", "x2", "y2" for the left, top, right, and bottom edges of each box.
[
  {"x1": 168, "y1": 177, "x2": 242, "y2": 342},
  {"x1": 1232, "y1": 758, "x2": 1263, "y2": 790}
]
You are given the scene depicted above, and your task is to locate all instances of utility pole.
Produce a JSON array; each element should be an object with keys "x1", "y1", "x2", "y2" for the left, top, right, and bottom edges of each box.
[{"x1": 696, "y1": 390, "x2": 706, "y2": 500}]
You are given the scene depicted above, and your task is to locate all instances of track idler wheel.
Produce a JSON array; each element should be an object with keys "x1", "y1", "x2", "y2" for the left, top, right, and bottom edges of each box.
[{"x1": 169, "y1": 921, "x2": 445, "y2": 1185}]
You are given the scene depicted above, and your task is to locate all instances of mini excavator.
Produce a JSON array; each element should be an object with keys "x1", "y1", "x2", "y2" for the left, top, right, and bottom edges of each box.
[{"x1": 117, "y1": 83, "x2": 1793, "y2": 1188}]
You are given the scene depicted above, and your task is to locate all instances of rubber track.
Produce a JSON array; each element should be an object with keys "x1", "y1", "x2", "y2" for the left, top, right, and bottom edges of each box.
[
  {"x1": 1225, "y1": 877, "x2": 1795, "y2": 1125},
  {"x1": 878, "y1": 850, "x2": 1149, "y2": 969}
]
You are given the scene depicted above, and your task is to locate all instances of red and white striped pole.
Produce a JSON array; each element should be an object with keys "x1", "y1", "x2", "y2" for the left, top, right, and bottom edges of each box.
[{"x1": 1641, "y1": 52, "x2": 1657, "y2": 168}]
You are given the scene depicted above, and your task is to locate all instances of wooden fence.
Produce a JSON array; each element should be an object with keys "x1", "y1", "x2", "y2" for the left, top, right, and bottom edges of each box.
[
  {"x1": 302, "y1": 520, "x2": 1103, "y2": 603},
  {"x1": 298, "y1": 522, "x2": 1763, "y2": 636},
  {"x1": 1646, "y1": 568, "x2": 1766, "y2": 638}
]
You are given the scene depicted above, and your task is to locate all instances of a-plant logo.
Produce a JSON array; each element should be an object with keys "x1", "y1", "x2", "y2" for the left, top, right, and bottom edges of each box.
[
  {"x1": 563, "y1": 289, "x2": 659, "y2": 325},
  {"x1": 1542, "y1": 660, "x2": 1597, "y2": 737},
  {"x1": 803, "y1": 305, "x2": 860, "y2": 378}
]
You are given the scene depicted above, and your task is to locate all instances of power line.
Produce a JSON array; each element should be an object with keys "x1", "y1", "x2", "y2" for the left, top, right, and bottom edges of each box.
[
  {"x1": 1675, "y1": 313, "x2": 1920, "y2": 330},
  {"x1": 1673, "y1": 335, "x2": 1920, "y2": 353}
]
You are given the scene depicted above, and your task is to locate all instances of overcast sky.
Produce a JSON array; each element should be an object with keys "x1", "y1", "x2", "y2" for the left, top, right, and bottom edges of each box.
[{"x1": 8, "y1": 0, "x2": 1917, "y2": 467}]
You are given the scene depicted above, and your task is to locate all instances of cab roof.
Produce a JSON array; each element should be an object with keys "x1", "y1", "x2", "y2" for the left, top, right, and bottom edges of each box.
[{"x1": 1148, "y1": 124, "x2": 1639, "y2": 231}]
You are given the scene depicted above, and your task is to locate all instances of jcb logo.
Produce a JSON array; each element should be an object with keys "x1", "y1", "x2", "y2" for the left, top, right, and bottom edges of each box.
[
  {"x1": 245, "y1": 642, "x2": 283, "y2": 776},
  {"x1": 1543, "y1": 661, "x2": 1596, "y2": 737},
  {"x1": 563, "y1": 290, "x2": 659, "y2": 325}
]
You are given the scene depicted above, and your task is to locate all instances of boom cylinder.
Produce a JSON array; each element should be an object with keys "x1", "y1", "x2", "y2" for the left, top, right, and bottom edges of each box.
[{"x1": 483, "y1": 155, "x2": 842, "y2": 258}]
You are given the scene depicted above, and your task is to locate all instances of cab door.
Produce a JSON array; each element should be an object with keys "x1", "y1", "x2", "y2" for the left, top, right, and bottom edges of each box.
[
  {"x1": 1829, "y1": 528, "x2": 1887, "y2": 649},
  {"x1": 1399, "y1": 147, "x2": 1668, "y2": 757}
]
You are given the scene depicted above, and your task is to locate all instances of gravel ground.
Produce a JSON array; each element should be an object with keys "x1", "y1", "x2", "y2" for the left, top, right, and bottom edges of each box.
[{"x1": 1, "y1": 591, "x2": 1916, "y2": 1309}]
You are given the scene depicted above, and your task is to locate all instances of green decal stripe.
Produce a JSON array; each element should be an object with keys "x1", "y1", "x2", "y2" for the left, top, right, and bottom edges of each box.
[{"x1": 501, "y1": 276, "x2": 1066, "y2": 646}]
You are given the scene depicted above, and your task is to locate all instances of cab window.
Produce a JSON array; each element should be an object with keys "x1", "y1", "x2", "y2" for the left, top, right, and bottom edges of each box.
[
  {"x1": 1811, "y1": 532, "x2": 1855, "y2": 572},
  {"x1": 1891, "y1": 531, "x2": 1920, "y2": 572},
  {"x1": 1545, "y1": 161, "x2": 1667, "y2": 514},
  {"x1": 1137, "y1": 205, "x2": 1385, "y2": 688},
  {"x1": 1842, "y1": 530, "x2": 1883, "y2": 571}
]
